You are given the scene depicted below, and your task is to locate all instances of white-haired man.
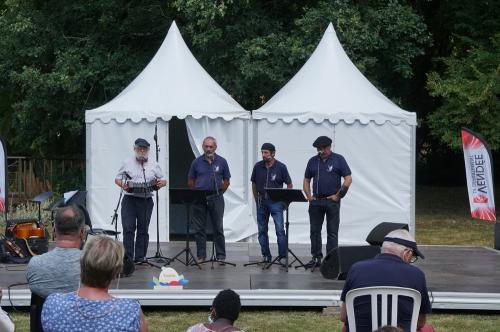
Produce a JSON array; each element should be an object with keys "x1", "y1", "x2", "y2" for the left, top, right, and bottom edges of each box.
[
  {"x1": 115, "y1": 138, "x2": 167, "y2": 264},
  {"x1": 339, "y1": 229, "x2": 434, "y2": 332}
]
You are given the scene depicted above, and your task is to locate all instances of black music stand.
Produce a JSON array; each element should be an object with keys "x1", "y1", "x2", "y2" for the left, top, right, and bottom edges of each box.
[
  {"x1": 168, "y1": 188, "x2": 205, "y2": 269},
  {"x1": 264, "y1": 189, "x2": 308, "y2": 272},
  {"x1": 31, "y1": 192, "x2": 53, "y2": 224}
]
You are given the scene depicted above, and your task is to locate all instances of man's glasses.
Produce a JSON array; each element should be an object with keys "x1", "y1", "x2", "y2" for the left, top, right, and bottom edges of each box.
[{"x1": 405, "y1": 248, "x2": 418, "y2": 263}]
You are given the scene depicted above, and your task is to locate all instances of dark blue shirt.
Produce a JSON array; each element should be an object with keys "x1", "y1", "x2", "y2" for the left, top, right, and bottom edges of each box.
[
  {"x1": 250, "y1": 160, "x2": 292, "y2": 196},
  {"x1": 304, "y1": 152, "x2": 351, "y2": 196},
  {"x1": 340, "y1": 254, "x2": 432, "y2": 332},
  {"x1": 188, "y1": 154, "x2": 231, "y2": 191}
]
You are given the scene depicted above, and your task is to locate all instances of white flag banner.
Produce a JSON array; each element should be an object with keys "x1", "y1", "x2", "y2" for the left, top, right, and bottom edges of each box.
[
  {"x1": 461, "y1": 128, "x2": 496, "y2": 221},
  {"x1": 0, "y1": 137, "x2": 6, "y2": 214}
]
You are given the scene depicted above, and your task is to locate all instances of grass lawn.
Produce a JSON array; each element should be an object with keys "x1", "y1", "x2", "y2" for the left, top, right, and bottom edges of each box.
[
  {"x1": 9, "y1": 308, "x2": 500, "y2": 331},
  {"x1": 4, "y1": 186, "x2": 500, "y2": 331},
  {"x1": 416, "y1": 185, "x2": 497, "y2": 246}
]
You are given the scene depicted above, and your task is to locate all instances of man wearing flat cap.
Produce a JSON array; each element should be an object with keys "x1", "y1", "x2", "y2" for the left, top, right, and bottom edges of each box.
[
  {"x1": 339, "y1": 229, "x2": 433, "y2": 332},
  {"x1": 251, "y1": 143, "x2": 293, "y2": 264},
  {"x1": 115, "y1": 138, "x2": 167, "y2": 264},
  {"x1": 303, "y1": 135, "x2": 352, "y2": 268}
]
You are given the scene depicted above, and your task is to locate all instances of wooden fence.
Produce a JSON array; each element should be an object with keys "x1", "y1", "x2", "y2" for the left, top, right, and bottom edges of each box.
[{"x1": 7, "y1": 157, "x2": 84, "y2": 202}]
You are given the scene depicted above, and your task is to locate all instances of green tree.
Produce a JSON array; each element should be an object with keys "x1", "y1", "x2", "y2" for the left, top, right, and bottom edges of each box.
[
  {"x1": 0, "y1": 0, "x2": 430, "y2": 157},
  {"x1": 427, "y1": 34, "x2": 500, "y2": 150},
  {"x1": 424, "y1": 0, "x2": 500, "y2": 151},
  {"x1": 173, "y1": 0, "x2": 430, "y2": 109},
  {"x1": 0, "y1": 0, "x2": 171, "y2": 157}
]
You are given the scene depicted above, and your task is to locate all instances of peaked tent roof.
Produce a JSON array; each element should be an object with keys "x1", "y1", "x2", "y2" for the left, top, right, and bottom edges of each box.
[
  {"x1": 86, "y1": 21, "x2": 248, "y2": 124},
  {"x1": 254, "y1": 23, "x2": 416, "y2": 125}
]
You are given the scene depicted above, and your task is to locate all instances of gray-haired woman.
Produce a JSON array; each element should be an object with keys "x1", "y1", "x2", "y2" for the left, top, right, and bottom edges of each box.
[{"x1": 42, "y1": 236, "x2": 148, "y2": 331}]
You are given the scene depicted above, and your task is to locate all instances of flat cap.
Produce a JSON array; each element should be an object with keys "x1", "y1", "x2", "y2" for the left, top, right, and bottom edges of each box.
[
  {"x1": 134, "y1": 138, "x2": 150, "y2": 148},
  {"x1": 383, "y1": 237, "x2": 425, "y2": 259},
  {"x1": 261, "y1": 143, "x2": 276, "y2": 152},
  {"x1": 312, "y1": 136, "x2": 332, "y2": 148}
]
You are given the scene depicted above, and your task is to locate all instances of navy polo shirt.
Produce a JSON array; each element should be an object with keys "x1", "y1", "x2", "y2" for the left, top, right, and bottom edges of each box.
[
  {"x1": 340, "y1": 254, "x2": 432, "y2": 332},
  {"x1": 188, "y1": 154, "x2": 231, "y2": 191},
  {"x1": 304, "y1": 152, "x2": 351, "y2": 196},
  {"x1": 250, "y1": 160, "x2": 292, "y2": 196}
]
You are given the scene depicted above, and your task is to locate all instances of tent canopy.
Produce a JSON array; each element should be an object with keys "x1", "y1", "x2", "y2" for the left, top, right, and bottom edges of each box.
[
  {"x1": 252, "y1": 23, "x2": 416, "y2": 244},
  {"x1": 254, "y1": 23, "x2": 416, "y2": 125},
  {"x1": 85, "y1": 21, "x2": 248, "y2": 124},
  {"x1": 84, "y1": 22, "x2": 253, "y2": 243}
]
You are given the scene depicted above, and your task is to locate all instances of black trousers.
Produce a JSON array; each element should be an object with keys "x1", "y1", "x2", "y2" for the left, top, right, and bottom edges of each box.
[
  {"x1": 121, "y1": 195, "x2": 154, "y2": 260},
  {"x1": 308, "y1": 199, "x2": 340, "y2": 259},
  {"x1": 191, "y1": 194, "x2": 226, "y2": 259}
]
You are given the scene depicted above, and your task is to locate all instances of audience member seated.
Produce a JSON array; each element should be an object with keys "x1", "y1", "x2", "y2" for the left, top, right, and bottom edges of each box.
[
  {"x1": 0, "y1": 288, "x2": 15, "y2": 332},
  {"x1": 187, "y1": 289, "x2": 243, "y2": 332},
  {"x1": 339, "y1": 229, "x2": 434, "y2": 332},
  {"x1": 41, "y1": 235, "x2": 148, "y2": 332},
  {"x1": 26, "y1": 205, "x2": 85, "y2": 298}
]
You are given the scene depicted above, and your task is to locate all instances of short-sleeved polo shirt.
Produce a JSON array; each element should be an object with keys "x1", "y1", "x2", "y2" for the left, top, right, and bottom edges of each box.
[
  {"x1": 340, "y1": 253, "x2": 432, "y2": 332},
  {"x1": 188, "y1": 154, "x2": 231, "y2": 192},
  {"x1": 304, "y1": 152, "x2": 351, "y2": 196},
  {"x1": 250, "y1": 160, "x2": 292, "y2": 196}
]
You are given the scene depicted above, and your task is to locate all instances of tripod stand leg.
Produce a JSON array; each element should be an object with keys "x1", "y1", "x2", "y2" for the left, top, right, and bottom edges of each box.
[
  {"x1": 264, "y1": 256, "x2": 284, "y2": 270},
  {"x1": 197, "y1": 241, "x2": 237, "y2": 269}
]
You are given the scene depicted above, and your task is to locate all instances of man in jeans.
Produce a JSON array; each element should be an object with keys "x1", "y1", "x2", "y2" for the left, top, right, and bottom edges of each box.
[
  {"x1": 188, "y1": 136, "x2": 230, "y2": 264},
  {"x1": 303, "y1": 136, "x2": 352, "y2": 268},
  {"x1": 251, "y1": 143, "x2": 293, "y2": 264}
]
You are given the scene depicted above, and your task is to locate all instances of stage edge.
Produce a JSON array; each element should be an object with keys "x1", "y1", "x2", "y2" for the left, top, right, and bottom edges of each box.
[{"x1": 3, "y1": 289, "x2": 500, "y2": 310}]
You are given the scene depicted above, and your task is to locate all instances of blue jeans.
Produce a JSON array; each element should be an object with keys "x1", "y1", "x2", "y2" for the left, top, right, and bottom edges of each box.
[
  {"x1": 121, "y1": 195, "x2": 154, "y2": 261},
  {"x1": 256, "y1": 199, "x2": 287, "y2": 258},
  {"x1": 191, "y1": 194, "x2": 226, "y2": 259}
]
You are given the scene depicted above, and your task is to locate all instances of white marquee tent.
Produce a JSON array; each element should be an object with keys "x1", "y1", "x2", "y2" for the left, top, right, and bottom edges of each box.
[
  {"x1": 253, "y1": 23, "x2": 417, "y2": 245},
  {"x1": 85, "y1": 21, "x2": 255, "y2": 242}
]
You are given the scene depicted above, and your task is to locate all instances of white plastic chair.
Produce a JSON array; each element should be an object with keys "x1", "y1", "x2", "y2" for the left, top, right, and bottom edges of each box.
[{"x1": 345, "y1": 286, "x2": 421, "y2": 332}]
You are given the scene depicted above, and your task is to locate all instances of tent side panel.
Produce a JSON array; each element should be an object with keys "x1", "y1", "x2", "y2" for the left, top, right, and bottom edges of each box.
[
  {"x1": 255, "y1": 119, "x2": 333, "y2": 244},
  {"x1": 410, "y1": 124, "x2": 416, "y2": 236},
  {"x1": 86, "y1": 120, "x2": 168, "y2": 242},
  {"x1": 335, "y1": 121, "x2": 413, "y2": 243},
  {"x1": 185, "y1": 117, "x2": 255, "y2": 242},
  {"x1": 255, "y1": 119, "x2": 413, "y2": 245}
]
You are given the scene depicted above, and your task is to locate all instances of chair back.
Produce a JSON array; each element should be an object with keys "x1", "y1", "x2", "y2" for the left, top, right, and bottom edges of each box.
[{"x1": 345, "y1": 286, "x2": 421, "y2": 332}]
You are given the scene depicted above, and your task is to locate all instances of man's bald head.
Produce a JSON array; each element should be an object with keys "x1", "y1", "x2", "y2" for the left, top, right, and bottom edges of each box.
[{"x1": 54, "y1": 205, "x2": 85, "y2": 237}]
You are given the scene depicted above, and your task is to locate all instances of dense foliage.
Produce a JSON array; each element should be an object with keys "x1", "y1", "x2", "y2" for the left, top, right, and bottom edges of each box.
[{"x1": 0, "y1": 1, "x2": 497, "y2": 183}]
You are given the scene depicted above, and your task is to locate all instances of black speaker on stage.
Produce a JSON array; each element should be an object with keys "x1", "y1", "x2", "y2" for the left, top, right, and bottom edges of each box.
[
  {"x1": 366, "y1": 222, "x2": 409, "y2": 246},
  {"x1": 320, "y1": 245, "x2": 381, "y2": 280}
]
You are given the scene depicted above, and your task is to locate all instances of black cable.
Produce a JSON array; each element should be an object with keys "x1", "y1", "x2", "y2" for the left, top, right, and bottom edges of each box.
[{"x1": 7, "y1": 282, "x2": 28, "y2": 312}]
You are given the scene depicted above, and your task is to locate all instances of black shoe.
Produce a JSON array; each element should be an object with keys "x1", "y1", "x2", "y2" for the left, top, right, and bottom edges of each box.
[
  {"x1": 278, "y1": 257, "x2": 287, "y2": 267},
  {"x1": 314, "y1": 257, "x2": 322, "y2": 267},
  {"x1": 134, "y1": 258, "x2": 148, "y2": 265},
  {"x1": 305, "y1": 257, "x2": 322, "y2": 269},
  {"x1": 263, "y1": 256, "x2": 272, "y2": 264},
  {"x1": 304, "y1": 259, "x2": 317, "y2": 269}
]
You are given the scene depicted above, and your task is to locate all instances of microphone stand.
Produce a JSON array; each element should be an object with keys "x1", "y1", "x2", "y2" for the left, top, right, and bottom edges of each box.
[
  {"x1": 147, "y1": 120, "x2": 171, "y2": 267},
  {"x1": 110, "y1": 174, "x2": 126, "y2": 240}
]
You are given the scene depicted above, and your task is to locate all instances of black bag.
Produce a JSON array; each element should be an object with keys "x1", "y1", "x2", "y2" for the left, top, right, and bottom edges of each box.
[{"x1": 0, "y1": 236, "x2": 31, "y2": 264}]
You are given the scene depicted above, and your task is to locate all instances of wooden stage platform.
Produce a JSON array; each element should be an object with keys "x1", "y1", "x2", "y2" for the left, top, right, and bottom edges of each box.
[{"x1": 1, "y1": 243, "x2": 500, "y2": 310}]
